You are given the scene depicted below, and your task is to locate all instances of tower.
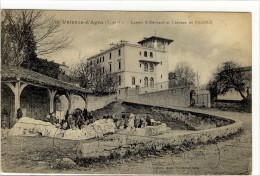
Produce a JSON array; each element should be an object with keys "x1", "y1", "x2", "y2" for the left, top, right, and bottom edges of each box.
[{"x1": 137, "y1": 36, "x2": 173, "y2": 50}]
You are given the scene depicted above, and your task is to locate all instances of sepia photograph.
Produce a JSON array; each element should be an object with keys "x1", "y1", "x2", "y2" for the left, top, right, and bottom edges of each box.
[{"x1": 0, "y1": 7, "x2": 256, "y2": 175}]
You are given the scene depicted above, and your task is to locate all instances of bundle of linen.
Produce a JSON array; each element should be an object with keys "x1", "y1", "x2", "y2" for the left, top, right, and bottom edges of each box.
[
  {"x1": 8, "y1": 117, "x2": 116, "y2": 140},
  {"x1": 92, "y1": 119, "x2": 116, "y2": 134},
  {"x1": 8, "y1": 117, "x2": 59, "y2": 137},
  {"x1": 63, "y1": 119, "x2": 116, "y2": 140}
]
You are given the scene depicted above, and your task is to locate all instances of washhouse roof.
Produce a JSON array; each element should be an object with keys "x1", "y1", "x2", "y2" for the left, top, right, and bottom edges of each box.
[{"x1": 1, "y1": 66, "x2": 91, "y2": 94}]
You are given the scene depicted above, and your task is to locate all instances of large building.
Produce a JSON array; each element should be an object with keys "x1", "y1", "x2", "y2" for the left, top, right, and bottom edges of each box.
[{"x1": 86, "y1": 36, "x2": 173, "y2": 92}]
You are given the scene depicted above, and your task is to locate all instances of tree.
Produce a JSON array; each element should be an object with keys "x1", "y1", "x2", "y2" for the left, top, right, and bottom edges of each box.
[
  {"x1": 207, "y1": 61, "x2": 251, "y2": 100},
  {"x1": 169, "y1": 62, "x2": 196, "y2": 88},
  {"x1": 1, "y1": 11, "x2": 37, "y2": 66},
  {"x1": 69, "y1": 58, "x2": 119, "y2": 94},
  {"x1": 1, "y1": 10, "x2": 72, "y2": 67}
]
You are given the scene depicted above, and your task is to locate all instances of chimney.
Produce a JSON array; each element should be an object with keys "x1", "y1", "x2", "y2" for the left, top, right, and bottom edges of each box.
[
  {"x1": 62, "y1": 62, "x2": 65, "y2": 65},
  {"x1": 110, "y1": 43, "x2": 115, "y2": 47}
]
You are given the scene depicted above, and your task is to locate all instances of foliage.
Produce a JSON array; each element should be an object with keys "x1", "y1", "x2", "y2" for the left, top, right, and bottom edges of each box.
[
  {"x1": 1, "y1": 11, "x2": 37, "y2": 66},
  {"x1": 1, "y1": 10, "x2": 72, "y2": 67},
  {"x1": 169, "y1": 62, "x2": 196, "y2": 88},
  {"x1": 207, "y1": 61, "x2": 251, "y2": 100},
  {"x1": 21, "y1": 58, "x2": 60, "y2": 78}
]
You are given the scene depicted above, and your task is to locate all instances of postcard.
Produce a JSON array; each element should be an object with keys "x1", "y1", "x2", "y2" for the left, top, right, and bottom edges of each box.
[{"x1": 1, "y1": 6, "x2": 256, "y2": 175}]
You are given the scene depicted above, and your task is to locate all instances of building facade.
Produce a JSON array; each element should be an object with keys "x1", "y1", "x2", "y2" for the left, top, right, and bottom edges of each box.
[{"x1": 86, "y1": 36, "x2": 173, "y2": 92}]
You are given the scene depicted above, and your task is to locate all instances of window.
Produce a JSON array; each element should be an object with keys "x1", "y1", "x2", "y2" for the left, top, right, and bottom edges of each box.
[
  {"x1": 144, "y1": 51, "x2": 147, "y2": 57},
  {"x1": 109, "y1": 53, "x2": 112, "y2": 59},
  {"x1": 97, "y1": 59, "x2": 99, "y2": 64},
  {"x1": 161, "y1": 75, "x2": 163, "y2": 78},
  {"x1": 144, "y1": 63, "x2": 148, "y2": 72},
  {"x1": 140, "y1": 79, "x2": 142, "y2": 83},
  {"x1": 150, "y1": 63, "x2": 154, "y2": 72},
  {"x1": 118, "y1": 60, "x2": 121, "y2": 70},
  {"x1": 109, "y1": 63, "x2": 112, "y2": 72},
  {"x1": 150, "y1": 52, "x2": 153, "y2": 58},
  {"x1": 102, "y1": 67, "x2": 105, "y2": 74},
  {"x1": 150, "y1": 77, "x2": 154, "y2": 87},
  {"x1": 144, "y1": 77, "x2": 148, "y2": 87},
  {"x1": 139, "y1": 51, "x2": 141, "y2": 56},
  {"x1": 140, "y1": 63, "x2": 142, "y2": 67},
  {"x1": 90, "y1": 61, "x2": 93, "y2": 65},
  {"x1": 118, "y1": 49, "x2": 121, "y2": 56},
  {"x1": 118, "y1": 75, "x2": 121, "y2": 85},
  {"x1": 103, "y1": 56, "x2": 104, "y2": 62},
  {"x1": 100, "y1": 57, "x2": 102, "y2": 62},
  {"x1": 132, "y1": 77, "x2": 135, "y2": 85},
  {"x1": 119, "y1": 90, "x2": 121, "y2": 95},
  {"x1": 161, "y1": 62, "x2": 162, "y2": 65}
]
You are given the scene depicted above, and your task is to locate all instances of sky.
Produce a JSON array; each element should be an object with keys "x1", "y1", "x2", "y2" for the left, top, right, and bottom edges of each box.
[{"x1": 42, "y1": 11, "x2": 251, "y2": 84}]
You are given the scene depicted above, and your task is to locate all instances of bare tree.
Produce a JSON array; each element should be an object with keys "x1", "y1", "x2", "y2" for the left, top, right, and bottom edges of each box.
[
  {"x1": 1, "y1": 10, "x2": 72, "y2": 66},
  {"x1": 169, "y1": 62, "x2": 196, "y2": 88},
  {"x1": 69, "y1": 57, "x2": 119, "y2": 94}
]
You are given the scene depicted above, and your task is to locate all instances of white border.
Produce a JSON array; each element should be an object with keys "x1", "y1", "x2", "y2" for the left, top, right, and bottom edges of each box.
[
  {"x1": 1, "y1": 0, "x2": 260, "y2": 175},
  {"x1": 0, "y1": 0, "x2": 259, "y2": 12}
]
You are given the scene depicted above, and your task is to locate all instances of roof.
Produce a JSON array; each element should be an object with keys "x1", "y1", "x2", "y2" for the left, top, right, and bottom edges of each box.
[
  {"x1": 1, "y1": 67, "x2": 91, "y2": 94},
  {"x1": 138, "y1": 36, "x2": 173, "y2": 45},
  {"x1": 86, "y1": 37, "x2": 169, "y2": 61},
  {"x1": 86, "y1": 43, "x2": 124, "y2": 61}
]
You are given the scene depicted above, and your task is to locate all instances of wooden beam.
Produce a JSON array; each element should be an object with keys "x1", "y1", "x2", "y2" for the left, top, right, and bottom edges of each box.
[
  {"x1": 19, "y1": 83, "x2": 28, "y2": 96},
  {"x1": 64, "y1": 92, "x2": 73, "y2": 113},
  {"x1": 4, "y1": 81, "x2": 27, "y2": 126},
  {"x1": 47, "y1": 89, "x2": 57, "y2": 113}
]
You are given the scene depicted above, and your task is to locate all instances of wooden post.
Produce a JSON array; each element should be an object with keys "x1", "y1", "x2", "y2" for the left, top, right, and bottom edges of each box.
[
  {"x1": 5, "y1": 80, "x2": 28, "y2": 125},
  {"x1": 47, "y1": 89, "x2": 57, "y2": 113},
  {"x1": 65, "y1": 92, "x2": 73, "y2": 113},
  {"x1": 82, "y1": 94, "x2": 88, "y2": 109}
]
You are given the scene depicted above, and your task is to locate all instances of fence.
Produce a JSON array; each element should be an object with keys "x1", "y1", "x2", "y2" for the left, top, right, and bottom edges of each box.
[{"x1": 195, "y1": 94, "x2": 210, "y2": 107}]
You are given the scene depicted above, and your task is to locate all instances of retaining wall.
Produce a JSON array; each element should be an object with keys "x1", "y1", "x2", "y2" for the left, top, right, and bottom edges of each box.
[
  {"x1": 127, "y1": 87, "x2": 192, "y2": 107},
  {"x1": 86, "y1": 94, "x2": 117, "y2": 111},
  {"x1": 77, "y1": 102, "x2": 243, "y2": 159}
]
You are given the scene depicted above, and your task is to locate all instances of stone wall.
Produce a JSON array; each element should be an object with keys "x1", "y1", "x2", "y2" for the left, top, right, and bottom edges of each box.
[
  {"x1": 20, "y1": 86, "x2": 50, "y2": 121},
  {"x1": 1, "y1": 84, "x2": 14, "y2": 128},
  {"x1": 1, "y1": 84, "x2": 50, "y2": 128},
  {"x1": 56, "y1": 94, "x2": 117, "y2": 115},
  {"x1": 86, "y1": 94, "x2": 117, "y2": 111},
  {"x1": 127, "y1": 87, "x2": 193, "y2": 108},
  {"x1": 118, "y1": 86, "x2": 211, "y2": 108},
  {"x1": 77, "y1": 103, "x2": 243, "y2": 159},
  {"x1": 212, "y1": 99, "x2": 251, "y2": 113}
]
